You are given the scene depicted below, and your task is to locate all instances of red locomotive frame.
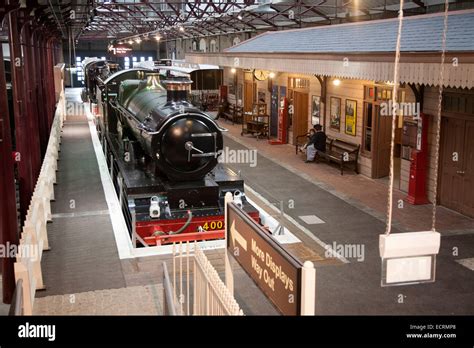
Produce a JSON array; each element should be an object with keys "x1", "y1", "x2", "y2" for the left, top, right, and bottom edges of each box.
[{"x1": 138, "y1": 211, "x2": 261, "y2": 246}]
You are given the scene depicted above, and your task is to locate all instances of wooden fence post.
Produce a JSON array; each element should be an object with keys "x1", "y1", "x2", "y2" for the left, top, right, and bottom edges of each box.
[
  {"x1": 300, "y1": 261, "x2": 316, "y2": 315},
  {"x1": 224, "y1": 192, "x2": 234, "y2": 295}
]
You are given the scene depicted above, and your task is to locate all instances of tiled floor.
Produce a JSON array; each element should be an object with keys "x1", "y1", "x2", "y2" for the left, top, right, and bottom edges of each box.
[{"x1": 33, "y1": 285, "x2": 163, "y2": 315}]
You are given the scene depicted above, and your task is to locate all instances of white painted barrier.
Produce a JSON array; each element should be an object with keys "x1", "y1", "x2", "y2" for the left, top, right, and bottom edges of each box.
[
  {"x1": 13, "y1": 89, "x2": 65, "y2": 315},
  {"x1": 170, "y1": 241, "x2": 244, "y2": 316}
]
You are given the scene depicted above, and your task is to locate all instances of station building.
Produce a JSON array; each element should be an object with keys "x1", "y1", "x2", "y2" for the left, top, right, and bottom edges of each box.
[{"x1": 187, "y1": 9, "x2": 474, "y2": 218}]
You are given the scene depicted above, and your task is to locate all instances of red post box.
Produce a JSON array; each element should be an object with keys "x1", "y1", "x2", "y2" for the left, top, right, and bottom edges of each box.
[
  {"x1": 406, "y1": 113, "x2": 429, "y2": 205},
  {"x1": 269, "y1": 96, "x2": 288, "y2": 145}
]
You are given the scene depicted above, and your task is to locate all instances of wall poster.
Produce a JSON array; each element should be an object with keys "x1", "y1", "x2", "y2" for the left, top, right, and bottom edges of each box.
[
  {"x1": 330, "y1": 97, "x2": 341, "y2": 131},
  {"x1": 345, "y1": 99, "x2": 357, "y2": 136},
  {"x1": 311, "y1": 95, "x2": 321, "y2": 126}
]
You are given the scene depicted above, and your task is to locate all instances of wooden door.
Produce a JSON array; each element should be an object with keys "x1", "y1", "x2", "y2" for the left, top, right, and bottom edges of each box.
[
  {"x1": 461, "y1": 120, "x2": 474, "y2": 217},
  {"x1": 293, "y1": 91, "x2": 309, "y2": 144},
  {"x1": 244, "y1": 81, "x2": 254, "y2": 113},
  {"x1": 440, "y1": 118, "x2": 474, "y2": 217},
  {"x1": 373, "y1": 106, "x2": 392, "y2": 178}
]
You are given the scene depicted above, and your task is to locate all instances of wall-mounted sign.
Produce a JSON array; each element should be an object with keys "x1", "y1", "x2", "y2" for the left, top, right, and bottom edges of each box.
[
  {"x1": 108, "y1": 43, "x2": 132, "y2": 57},
  {"x1": 227, "y1": 203, "x2": 303, "y2": 315}
]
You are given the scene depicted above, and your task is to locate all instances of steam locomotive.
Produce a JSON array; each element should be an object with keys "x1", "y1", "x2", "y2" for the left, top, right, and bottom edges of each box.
[
  {"x1": 89, "y1": 63, "x2": 259, "y2": 246},
  {"x1": 81, "y1": 58, "x2": 120, "y2": 104}
]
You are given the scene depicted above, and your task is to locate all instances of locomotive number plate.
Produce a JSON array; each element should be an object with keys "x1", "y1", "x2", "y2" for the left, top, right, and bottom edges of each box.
[{"x1": 202, "y1": 221, "x2": 224, "y2": 231}]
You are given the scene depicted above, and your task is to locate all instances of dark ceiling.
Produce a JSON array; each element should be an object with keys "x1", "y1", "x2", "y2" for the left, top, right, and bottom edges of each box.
[{"x1": 2, "y1": 0, "x2": 472, "y2": 43}]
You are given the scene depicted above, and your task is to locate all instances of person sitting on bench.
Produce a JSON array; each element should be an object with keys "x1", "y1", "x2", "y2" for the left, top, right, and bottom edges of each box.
[
  {"x1": 300, "y1": 128, "x2": 315, "y2": 152},
  {"x1": 305, "y1": 124, "x2": 326, "y2": 163}
]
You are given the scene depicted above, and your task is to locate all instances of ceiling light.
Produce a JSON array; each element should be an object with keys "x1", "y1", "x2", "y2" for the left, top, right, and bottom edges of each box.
[
  {"x1": 128, "y1": 39, "x2": 133, "y2": 44},
  {"x1": 179, "y1": 26, "x2": 185, "y2": 32},
  {"x1": 135, "y1": 37, "x2": 141, "y2": 43},
  {"x1": 231, "y1": 68, "x2": 236, "y2": 74},
  {"x1": 249, "y1": 4, "x2": 277, "y2": 14},
  {"x1": 333, "y1": 79, "x2": 341, "y2": 86},
  {"x1": 155, "y1": 35, "x2": 161, "y2": 41},
  {"x1": 237, "y1": 14, "x2": 243, "y2": 20},
  {"x1": 269, "y1": 72, "x2": 275, "y2": 79}
]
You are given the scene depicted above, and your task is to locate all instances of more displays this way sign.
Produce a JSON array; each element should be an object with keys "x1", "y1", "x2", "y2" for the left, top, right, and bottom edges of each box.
[{"x1": 227, "y1": 202, "x2": 303, "y2": 315}]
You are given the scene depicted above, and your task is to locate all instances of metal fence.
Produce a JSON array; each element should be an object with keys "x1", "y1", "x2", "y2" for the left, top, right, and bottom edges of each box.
[{"x1": 165, "y1": 242, "x2": 244, "y2": 316}]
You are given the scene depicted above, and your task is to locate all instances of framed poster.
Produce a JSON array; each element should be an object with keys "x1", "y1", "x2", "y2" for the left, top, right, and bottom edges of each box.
[
  {"x1": 345, "y1": 99, "x2": 357, "y2": 136},
  {"x1": 311, "y1": 95, "x2": 321, "y2": 125},
  {"x1": 229, "y1": 83, "x2": 235, "y2": 95},
  {"x1": 330, "y1": 97, "x2": 341, "y2": 131}
]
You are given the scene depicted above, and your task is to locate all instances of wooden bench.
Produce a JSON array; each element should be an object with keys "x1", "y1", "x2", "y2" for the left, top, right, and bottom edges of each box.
[
  {"x1": 318, "y1": 138, "x2": 360, "y2": 175},
  {"x1": 296, "y1": 134, "x2": 360, "y2": 175}
]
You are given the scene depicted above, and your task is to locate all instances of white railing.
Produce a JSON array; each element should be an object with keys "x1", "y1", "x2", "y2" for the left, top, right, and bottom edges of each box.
[
  {"x1": 13, "y1": 89, "x2": 65, "y2": 315},
  {"x1": 193, "y1": 244, "x2": 243, "y2": 315},
  {"x1": 169, "y1": 242, "x2": 244, "y2": 316}
]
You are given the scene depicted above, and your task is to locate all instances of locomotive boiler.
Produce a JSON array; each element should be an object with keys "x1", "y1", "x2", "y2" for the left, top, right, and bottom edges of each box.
[
  {"x1": 116, "y1": 74, "x2": 223, "y2": 181},
  {"x1": 95, "y1": 68, "x2": 259, "y2": 246}
]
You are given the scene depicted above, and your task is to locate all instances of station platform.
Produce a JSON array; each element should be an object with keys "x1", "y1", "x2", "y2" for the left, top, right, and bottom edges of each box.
[
  {"x1": 32, "y1": 89, "x2": 278, "y2": 315},
  {"x1": 27, "y1": 88, "x2": 474, "y2": 315},
  {"x1": 217, "y1": 119, "x2": 474, "y2": 315}
]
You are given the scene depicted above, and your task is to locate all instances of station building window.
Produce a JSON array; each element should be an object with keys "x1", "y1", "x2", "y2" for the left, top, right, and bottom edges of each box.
[
  {"x1": 210, "y1": 40, "x2": 217, "y2": 53},
  {"x1": 199, "y1": 38, "x2": 207, "y2": 52},
  {"x1": 124, "y1": 57, "x2": 130, "y2": 69}
]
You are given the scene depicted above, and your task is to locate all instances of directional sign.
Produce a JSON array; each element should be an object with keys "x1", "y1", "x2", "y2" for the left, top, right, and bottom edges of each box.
[
  {"x1": 108, "y1": 43, "x2": 132, "y2": 57},
  {"x1": 227, "y1": 202, "x2": 303, "y2": 315}
]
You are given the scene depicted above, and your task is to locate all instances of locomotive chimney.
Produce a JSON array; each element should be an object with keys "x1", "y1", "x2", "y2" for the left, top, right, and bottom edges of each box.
[
  {"x1": 146, "y1": 73, "x2": 166, "y2": 91},
  {"x1": 163, "y1": 77, "x2": 192, "y2": 104}
]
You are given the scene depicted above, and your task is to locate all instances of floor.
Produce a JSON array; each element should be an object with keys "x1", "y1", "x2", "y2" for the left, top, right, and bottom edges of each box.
[
  {"x1": 31, "y1": 89, "x2": 278, "y2": 315},
  {"x1": 218, "y1": 119, "x2": 474, "y2": 315},
  {"x1": 219, "y1": 120, "x2": 474, "y2": 234},
  {"x1": 37, "y1": 91, "x2": 126, "y2": 298},
  {"x1": 14, "y1": 88, "x2": 474, "y2": 315}
]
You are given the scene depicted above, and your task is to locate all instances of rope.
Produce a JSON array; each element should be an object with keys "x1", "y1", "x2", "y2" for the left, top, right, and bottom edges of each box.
[
  {"x1": 385, "y1": 0, "x2": 405, "y2": 235},
  {"x1": 385, "y1": 0, "x2": 450, "y2": 235},
  {"x1": 431, "y1": 0, "x2": 450, "y2": 232}
]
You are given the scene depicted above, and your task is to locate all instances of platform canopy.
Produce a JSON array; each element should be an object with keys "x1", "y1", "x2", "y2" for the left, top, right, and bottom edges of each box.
[{"x1": 186, "y1": 9, "x2": 474, "y2": 89}]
